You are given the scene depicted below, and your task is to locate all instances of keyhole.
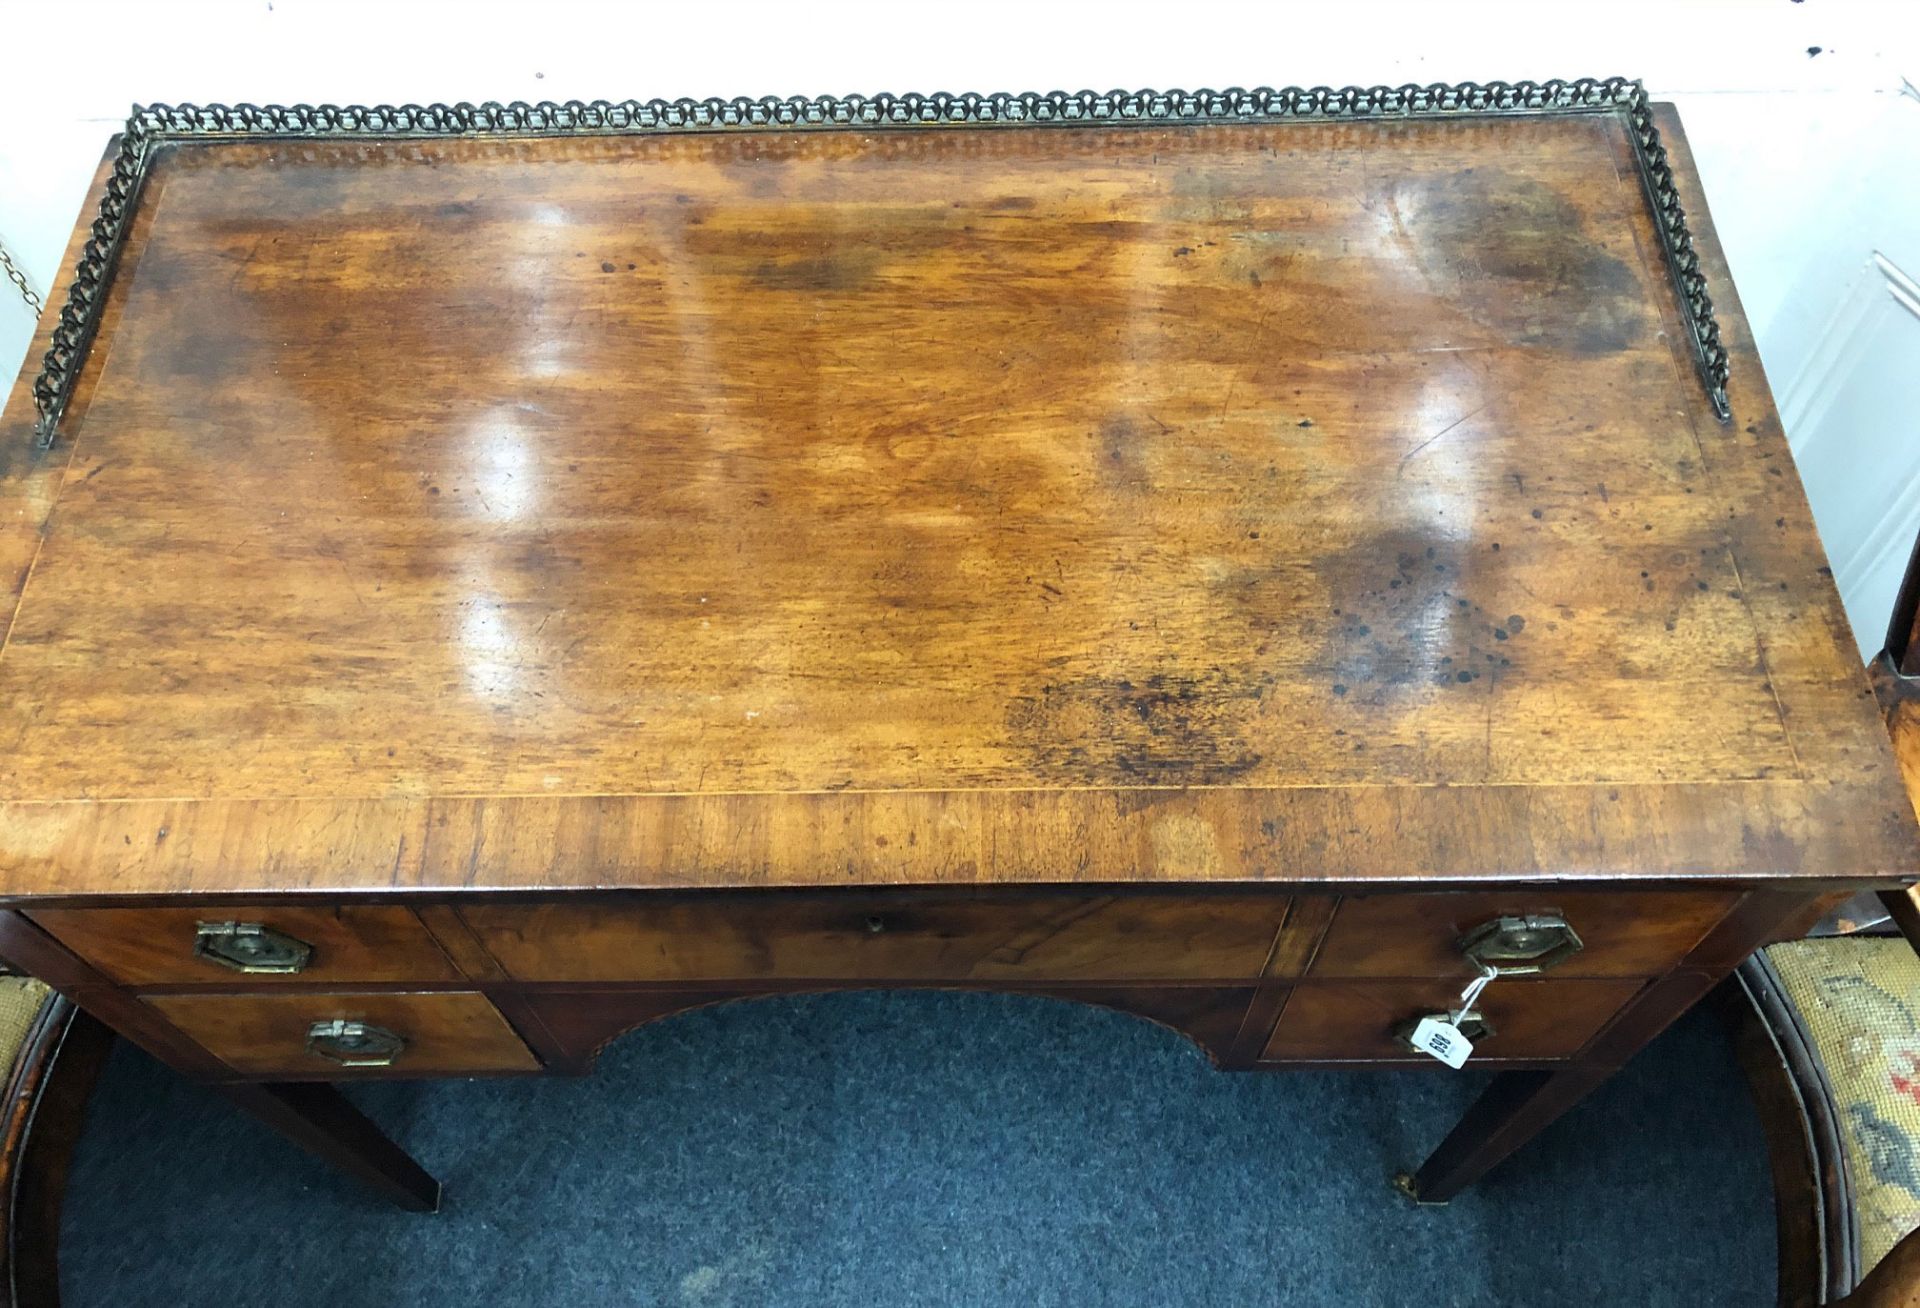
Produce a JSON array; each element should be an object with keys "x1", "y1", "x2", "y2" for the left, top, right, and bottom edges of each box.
[{"x1": 864, "y1": 916, "x2": 886, "y2": 934}]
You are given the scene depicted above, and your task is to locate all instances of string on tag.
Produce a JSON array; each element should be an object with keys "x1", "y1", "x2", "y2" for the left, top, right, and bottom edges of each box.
[{"x1": 1450, "y1": 960, "x2": 1498, "y2": 1025}]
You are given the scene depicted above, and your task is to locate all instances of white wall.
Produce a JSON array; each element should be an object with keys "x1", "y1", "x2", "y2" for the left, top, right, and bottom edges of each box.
[{"x1": 2, "y1": 0, "x2": 1915, "y2": 647}]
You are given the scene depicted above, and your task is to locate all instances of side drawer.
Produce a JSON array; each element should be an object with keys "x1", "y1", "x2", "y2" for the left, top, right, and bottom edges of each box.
[
  {"x1": 143, "y1": 991, "x2": 540, "y2": 1077},
  {"x1": 1307, "y1": 890, "x2": 1740, "y2": 979},
  {"x1": 27, "y1": 906, "x2": 462, "y2": 986},
  {"x1": 458, "y1": 891, "x2": 1296, "y2": 983},
  {"x1": 1260, "y1": 978, "x2": 1646, "y2": 1063}
]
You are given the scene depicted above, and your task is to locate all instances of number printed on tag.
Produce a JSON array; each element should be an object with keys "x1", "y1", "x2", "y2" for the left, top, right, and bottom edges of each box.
[{"x1": 1409, "y1": 1015, "x2": 1474, "y2": 1069}]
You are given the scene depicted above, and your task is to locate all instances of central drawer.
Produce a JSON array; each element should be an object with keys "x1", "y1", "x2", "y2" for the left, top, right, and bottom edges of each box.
[{"x1": 457, "y1": 891, "x2": 1297, "y2": 983}]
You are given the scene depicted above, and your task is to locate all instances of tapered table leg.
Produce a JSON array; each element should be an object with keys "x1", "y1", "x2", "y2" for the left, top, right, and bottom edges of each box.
[
  {"x1": 1403, "y1": 1064, "x2": 1609, "y2": 1203},
  {"x1": 1404, "y1": 965, "x2": 1739, "y2": 1202},
  {"x1": 214, "y1": 1081, "x2": 441, "y2": 1212}
]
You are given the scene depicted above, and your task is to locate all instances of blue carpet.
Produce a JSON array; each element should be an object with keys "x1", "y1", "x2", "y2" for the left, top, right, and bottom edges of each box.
[{"x1": 60, "y1": 991, "x2": 1772, "y2": 1306}]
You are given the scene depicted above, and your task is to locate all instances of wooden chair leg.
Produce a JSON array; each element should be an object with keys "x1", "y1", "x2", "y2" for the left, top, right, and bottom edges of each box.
[
  {"x1": 1712, "y1": 960, "x2": 1857, "y2": 1307},
  {"x1": 1838, "y1": 1225, "x2": 1920, "y2": 1307},
  {"x1": 1879, "y1": 889, "x2": 1920, "y2": 953},
  {"x1": 2, "y1": 999, "x2": 114, "y2": 1308},
  {"x1": 213, "y1": 1082, "x2": 441, "y2": 1213}
]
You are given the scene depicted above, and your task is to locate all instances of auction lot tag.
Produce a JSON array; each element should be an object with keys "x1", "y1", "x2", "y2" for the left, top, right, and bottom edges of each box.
[{"x1": 1408, "y1": 1015, "x2": 1474, "y2": 1069}]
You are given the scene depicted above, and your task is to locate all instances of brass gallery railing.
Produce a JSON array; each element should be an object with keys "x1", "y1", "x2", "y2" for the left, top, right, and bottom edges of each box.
[{"x1": 24, "y1": 76, "x2": 1731, "y2": 449}]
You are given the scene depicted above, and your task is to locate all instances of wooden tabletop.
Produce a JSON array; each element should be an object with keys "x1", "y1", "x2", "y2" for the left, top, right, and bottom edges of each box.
[{"x1": 0, "y1": 103, "x2": 1912, "y2": 898}]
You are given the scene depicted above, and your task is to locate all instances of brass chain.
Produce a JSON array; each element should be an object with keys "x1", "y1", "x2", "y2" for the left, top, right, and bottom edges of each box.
[
  {"x1": 22, "y1": 78, "x2": 1734, "y2": 444},
  {"x1": 0, "y1": 234, "x2": 43, "y2": 317}
]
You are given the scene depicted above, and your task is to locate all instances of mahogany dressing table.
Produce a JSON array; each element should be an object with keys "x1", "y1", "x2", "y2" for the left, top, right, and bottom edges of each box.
[{"x1": 0, "y1": 80, "x2": 1912, "y2": 1212}]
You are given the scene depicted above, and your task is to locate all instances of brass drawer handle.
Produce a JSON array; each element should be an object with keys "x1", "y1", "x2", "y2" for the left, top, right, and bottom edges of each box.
[
  {"x1": 193, "y1": 921, "x2": 314, "y2": 974},
  {"x1": 305, "y1": 1020, "x2": 406, "y2": 1067},
  {"x1": 1458, "y1": 913, "x2": 1583, "y2": 976}
]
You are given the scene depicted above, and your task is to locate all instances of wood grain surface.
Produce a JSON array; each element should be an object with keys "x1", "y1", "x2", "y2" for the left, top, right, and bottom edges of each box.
[
  {"x1": 1261, "y1": 976, "x2": 1647, "y2": 1062},
  {"x1": 458, "y1": 890, "x2": 1295, "y2": 983},
  {"x1": 143, "y1": 989, "x2": 539, "y2": 1076},
  {"x1": 26, "y1": 904, "x2": 460, "y2": 985},
  {"x1": 0, "y1": 108, "x2": 1910, "y2": 897},
  {"x1": 1305, "y1": 888, "x2": 1739, "y2": 978}
]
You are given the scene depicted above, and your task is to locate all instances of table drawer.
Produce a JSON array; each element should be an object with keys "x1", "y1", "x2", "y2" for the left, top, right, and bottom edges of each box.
[
  {"x1": 1260, "y1": 978, "x2": 1646, "y2": 1063},
  {"x1": 458, "y1": 892, "x2": 1297, "y2": 983},
  {"x1": 1307, "y1": 891, "x2": 1739, "y2": 979},
  {"x1": 29, "y1": 906, "x2": 461, "y2": 986},
  {"x1": 143, "y1": 991, "x2": 540, "y2": 1077}
]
